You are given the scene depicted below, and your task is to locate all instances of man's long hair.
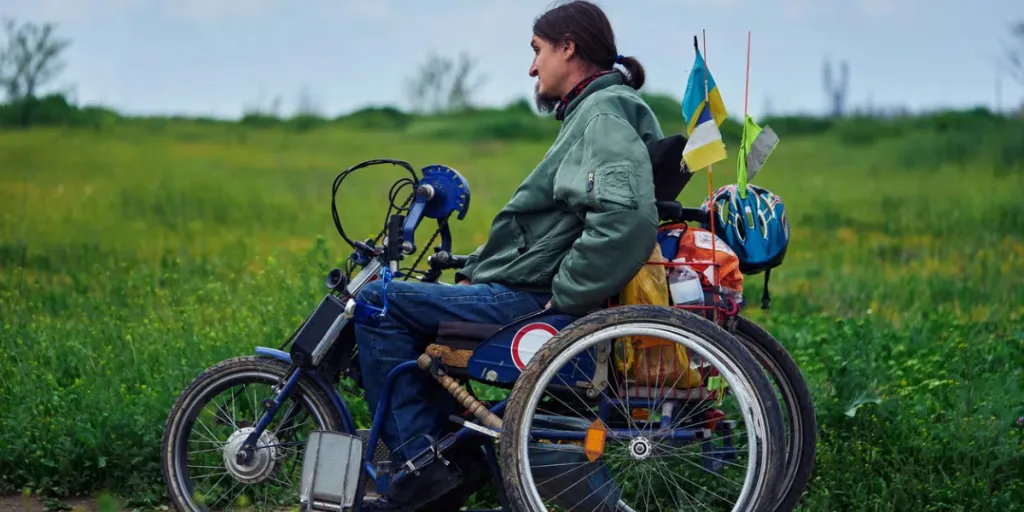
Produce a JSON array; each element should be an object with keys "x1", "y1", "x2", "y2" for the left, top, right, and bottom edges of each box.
[{"x1": 532, "y1": 0, "x2": 646, "y2": 91}]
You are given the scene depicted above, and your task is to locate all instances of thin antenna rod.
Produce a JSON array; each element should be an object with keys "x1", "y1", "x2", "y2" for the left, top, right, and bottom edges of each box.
[{"x1": 744, "y1": 31, "x2": 751, "y2": 121}]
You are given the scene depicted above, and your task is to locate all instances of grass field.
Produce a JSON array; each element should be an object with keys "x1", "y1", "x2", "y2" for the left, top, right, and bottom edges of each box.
[{"x1": 1, "y1": 109, "x2": 1023, "y2": 510}]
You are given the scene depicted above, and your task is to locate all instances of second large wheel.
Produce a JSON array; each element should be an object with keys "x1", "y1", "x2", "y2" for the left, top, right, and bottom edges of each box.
[{"x1": 729, "y1": 315, "x2": 817, "y2": 512}]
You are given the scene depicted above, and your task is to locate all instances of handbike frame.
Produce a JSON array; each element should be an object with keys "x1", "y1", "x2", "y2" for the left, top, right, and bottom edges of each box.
[{"x1": 229, "y1": 161, "x2": 747, "y2": 511}]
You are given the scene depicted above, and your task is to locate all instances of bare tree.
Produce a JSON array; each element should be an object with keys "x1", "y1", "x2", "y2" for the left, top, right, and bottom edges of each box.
[
  {"x1": 822, "y1": 57, "x2": 849, "y2": 118},
  {"x1": 405, "y1": 51, "x2": 487, "y2": 114},
  {"x1": 0, "y1": 17, "x2": 70, "y2": 101},
  {"x1": 0, "y1": 17, "x2": 71, "y2": 126},
  {"x1": 242, "y1": 86, "x2": 282, "y2": 118},
  {"x1": 294, "y1": 85, "x2": 323, "y2": 117},
  {"x1": 1000, "y1": 21, "x2": 1024, "y2": 88}
]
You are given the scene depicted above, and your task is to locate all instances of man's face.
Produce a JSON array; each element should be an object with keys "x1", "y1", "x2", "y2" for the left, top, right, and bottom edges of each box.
[{"x1": 529, "y1": 35, "x2": 573, "y2": 113}]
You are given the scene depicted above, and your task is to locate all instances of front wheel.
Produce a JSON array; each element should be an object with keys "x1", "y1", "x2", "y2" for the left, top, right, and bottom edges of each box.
[
  {"x1": 499, "y1": 305, "x2": 787, "y2": 512},
  {"x1": 161, "y1": 356, "x2": 343, "y2": 511}
]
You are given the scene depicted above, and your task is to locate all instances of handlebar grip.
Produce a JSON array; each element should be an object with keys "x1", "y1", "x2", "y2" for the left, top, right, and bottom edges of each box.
[
  {"x1": 427, "y1": 251, "x2": 470, "y2": 270},
  {"x1": 448, "y1": 255, "x2": 470, "y2": 269}
]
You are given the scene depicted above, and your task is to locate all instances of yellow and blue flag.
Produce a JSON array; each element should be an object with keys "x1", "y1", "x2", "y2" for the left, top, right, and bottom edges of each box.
[{"x1": 681, "y1": 46, "x2": 728, "y2": 171}]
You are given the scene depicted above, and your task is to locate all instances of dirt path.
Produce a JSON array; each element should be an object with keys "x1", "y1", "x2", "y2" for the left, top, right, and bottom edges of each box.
[{"x1": 0, "y1": 494, "x2": 101, "y2": 511}]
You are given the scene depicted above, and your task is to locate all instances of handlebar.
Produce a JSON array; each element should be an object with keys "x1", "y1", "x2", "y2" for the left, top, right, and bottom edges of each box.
[
  {"x1": 427, "y1": 250, "x2": 469, "y2": 271},
  {"x1": 333, "y1": 164, "x2": 705, "y2": 296}
]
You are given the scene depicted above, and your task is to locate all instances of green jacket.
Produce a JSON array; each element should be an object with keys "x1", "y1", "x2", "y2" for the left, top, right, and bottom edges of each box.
[{"x1": 456, "y1": 72, "x2": 664, "y2": 315}]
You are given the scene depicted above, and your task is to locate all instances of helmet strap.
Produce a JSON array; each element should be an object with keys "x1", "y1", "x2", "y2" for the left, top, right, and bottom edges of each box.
[{"x1": 761, "y1": 268, "x2": 772, "y2": 310}]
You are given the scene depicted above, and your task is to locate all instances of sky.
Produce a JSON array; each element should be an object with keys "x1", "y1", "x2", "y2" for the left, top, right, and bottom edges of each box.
[{"x1": 4, "y1": 0, "x2": 1024, "y2": 120}]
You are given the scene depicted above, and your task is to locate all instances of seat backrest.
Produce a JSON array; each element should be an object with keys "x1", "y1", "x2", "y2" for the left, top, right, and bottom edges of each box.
[{"x1": 646, "y1": 134, "x2": 693, "y2": 202}]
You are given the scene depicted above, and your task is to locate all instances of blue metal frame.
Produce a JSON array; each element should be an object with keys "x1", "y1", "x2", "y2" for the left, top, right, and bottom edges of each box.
[
  {"x1": 252, "y1": 347, "x2": 359, "y2": 434},
  {"x1": 197, "y1": 163, "x2": 735, "y2": 511},
  {"x1": 247, "y1": 343, "x2": 733, "y2": 505}
]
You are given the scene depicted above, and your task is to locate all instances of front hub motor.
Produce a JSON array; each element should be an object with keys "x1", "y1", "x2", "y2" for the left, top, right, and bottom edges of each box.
[{"x1": 223, "y1": 427, "x2": 281, "y2": 484}]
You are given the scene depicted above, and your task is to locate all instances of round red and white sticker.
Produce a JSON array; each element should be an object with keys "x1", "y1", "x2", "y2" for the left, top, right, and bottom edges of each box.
[{"x1": 510, "y1": 322, "x2": 558, "y2": 370}]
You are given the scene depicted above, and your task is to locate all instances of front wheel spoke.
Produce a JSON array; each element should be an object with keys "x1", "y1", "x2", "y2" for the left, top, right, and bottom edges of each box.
[
  {"x1": 190, "y1": 470, "x2": 229, "y2": 487},
  {"x1": 193, "y1": 414, "x2": 227, "y2": 447},
  {"x1": 187, "y1": 446, "x2": 225, "y2": 457},
  {"x1": 210, "y1": 478, "x2": 243, "y2": 507},
  {"x1": 276, "y1": 416, "x2": 312, "y2": 437},
  {"x1": 267, "y1": 472, "x2": 293, "y2": 488},
  {"x1": 225, "y1": 482, "x2": 252, "y2": 509}
]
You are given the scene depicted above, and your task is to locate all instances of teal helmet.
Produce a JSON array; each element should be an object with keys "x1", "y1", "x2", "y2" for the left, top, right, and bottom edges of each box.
[{"x1": 700, "y1": 183, "x2": 789, "y2": 275}]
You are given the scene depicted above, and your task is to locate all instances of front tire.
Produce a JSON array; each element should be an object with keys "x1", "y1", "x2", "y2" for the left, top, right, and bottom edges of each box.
[{"x1": 161, "y1": 356, "x2": 343, "y2": 511}]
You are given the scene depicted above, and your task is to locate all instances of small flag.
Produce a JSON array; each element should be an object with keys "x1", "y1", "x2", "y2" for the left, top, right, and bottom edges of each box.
[
  {"x1": 681, "y1": 43, "x2": 728, "y2": 172},
  {"x1": 737, "y1": 115, "x2": 779, "y2": 196}
]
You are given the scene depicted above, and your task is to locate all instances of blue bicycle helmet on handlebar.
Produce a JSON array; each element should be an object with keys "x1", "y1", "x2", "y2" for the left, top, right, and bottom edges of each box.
[{"x1": 701, "y1": 183, "x2": 790, "y2": 309}]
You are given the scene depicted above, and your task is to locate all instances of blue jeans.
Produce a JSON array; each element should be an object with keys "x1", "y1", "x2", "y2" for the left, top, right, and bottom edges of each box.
[{"x1": 354, "y1": 279, "x2": 551, "y2": 463}]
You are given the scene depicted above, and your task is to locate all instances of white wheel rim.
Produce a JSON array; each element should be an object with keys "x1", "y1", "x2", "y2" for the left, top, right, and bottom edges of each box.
[{"x1": 514, "y1": 322, "x2": 772, "y2": 512}]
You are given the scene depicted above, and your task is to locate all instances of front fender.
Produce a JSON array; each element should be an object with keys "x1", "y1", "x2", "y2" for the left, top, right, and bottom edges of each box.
[
  {"x1": 255, "y1": 346, "x2": 292, "y2": 363},
  {"x1": 253, "y1": 346, "x2": 357, "y2": 433}
]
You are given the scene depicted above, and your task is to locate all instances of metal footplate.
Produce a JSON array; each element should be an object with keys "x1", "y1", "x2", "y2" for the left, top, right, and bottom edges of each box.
[
  {"x1": 358, "y1": 429, "x2": 391, "y2": 498},
  {"x1": 300, "y1": 431, "x2": 364, "y2": 511},
  {"x1": 399, "y1": 432, "x2": 460, "y2": 474}
]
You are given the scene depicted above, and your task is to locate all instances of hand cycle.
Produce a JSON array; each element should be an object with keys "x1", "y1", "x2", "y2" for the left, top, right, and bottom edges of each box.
[{"x1": 159, "y1": 154, "x2": 805, "y2": 512}]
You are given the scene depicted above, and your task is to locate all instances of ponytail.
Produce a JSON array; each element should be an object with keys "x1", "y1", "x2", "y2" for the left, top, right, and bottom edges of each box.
[{"x1": 616, "y1": 55, "x2": 646, "y2": 90}]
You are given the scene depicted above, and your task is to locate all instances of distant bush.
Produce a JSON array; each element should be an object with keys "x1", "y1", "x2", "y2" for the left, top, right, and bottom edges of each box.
[
  {"x1": 757, "y1": 115, "x2": 834, "y2": 137},
  {"x1": 238, "y1": 111, "x2": 333, "y2": 133},
  {"x1": 239, "y1": 113, "x2": 281, "y2": 128},
  {"x1": 642, "y1": 93, "x2": 682, "y2": 126},
  {"x1": 2, "y1": 94, "x2": 1021, "y2": 173},
  {"x1": 890, "y1": 110, "x2": 1023, "y2": 171},
  {"x1": 335, "y1": 106, "x2": 413, "y2": 130},
  {"x1": 0, "y1": 94, "x2": 120, "y2": 129},
  {"x1": 832, "y1": 116, "x2": 909, "y2": 145},
  {"x1": 286, "y1": 114, "x2": 328, "y2": 133},
  {"x1": 404, "y1": 108, "x2": 559, "y2": 142}
]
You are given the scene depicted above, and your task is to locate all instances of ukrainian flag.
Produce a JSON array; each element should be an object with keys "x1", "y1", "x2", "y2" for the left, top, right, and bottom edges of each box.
[{"x1": 681, "y1": 48, "x2": 728, "y2": 171}]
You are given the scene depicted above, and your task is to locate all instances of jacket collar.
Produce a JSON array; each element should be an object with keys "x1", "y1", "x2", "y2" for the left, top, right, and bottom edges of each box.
[{"x1": 555, "y1": 70, "x2": 623, "y2": 121}]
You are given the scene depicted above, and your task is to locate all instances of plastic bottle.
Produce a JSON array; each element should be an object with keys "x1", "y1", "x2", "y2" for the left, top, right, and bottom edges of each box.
[{"x1": 667, "y1": 263, "x2": 704, "y2": 306}]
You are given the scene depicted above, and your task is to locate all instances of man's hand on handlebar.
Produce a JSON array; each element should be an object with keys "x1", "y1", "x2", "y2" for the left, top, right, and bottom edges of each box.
[{"x1": 457, "y1": 279, "x2": 471, "y2": 285}]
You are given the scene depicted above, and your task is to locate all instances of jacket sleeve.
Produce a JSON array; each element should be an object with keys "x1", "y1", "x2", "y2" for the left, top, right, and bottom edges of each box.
[
  {"x1": 453, "y1": 244, "x2": 484, "y2": 283},
  {"x1": 550, "y1": 113, "x2": 659, "y2": 315}
]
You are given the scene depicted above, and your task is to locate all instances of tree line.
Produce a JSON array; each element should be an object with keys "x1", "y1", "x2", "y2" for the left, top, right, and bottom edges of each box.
[{"x1": 2, "y1": 16, "x2": 1024, "y2": 129}]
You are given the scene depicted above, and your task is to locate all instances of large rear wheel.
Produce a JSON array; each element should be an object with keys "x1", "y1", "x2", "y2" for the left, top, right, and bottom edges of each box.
[
  {"x1": 730, "y1": 316, "x2": 817, "y2": 512},
  {"x1": 499, "y1": 306, "x2": 787, "y2": 512}
]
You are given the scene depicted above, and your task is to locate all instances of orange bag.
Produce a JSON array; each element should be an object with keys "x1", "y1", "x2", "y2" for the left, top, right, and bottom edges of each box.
[{"x1": 658, "y1": 223, "x2": 743, "y2": 294}]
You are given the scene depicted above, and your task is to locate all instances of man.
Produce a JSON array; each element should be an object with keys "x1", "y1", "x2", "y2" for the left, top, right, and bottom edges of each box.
[{"x1": 356, "y1": 1, "x2": 664, "y2": 510}]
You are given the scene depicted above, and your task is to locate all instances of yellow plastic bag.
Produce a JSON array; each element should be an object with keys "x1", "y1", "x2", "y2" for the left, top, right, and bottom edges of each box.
[{"x1": 615, "y1": 244, "x2": 701, "y2": 390}]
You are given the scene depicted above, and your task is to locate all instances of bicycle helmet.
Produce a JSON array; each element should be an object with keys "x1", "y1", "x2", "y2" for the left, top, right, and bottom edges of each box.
[{"x1": 701, "y1": 184, "x2": 790, "y2": 308}]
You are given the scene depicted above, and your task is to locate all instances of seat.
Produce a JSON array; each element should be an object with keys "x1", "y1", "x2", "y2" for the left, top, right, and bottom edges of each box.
[{"x1": 647, "y1": 133, "x2": 693, "y2": 202}]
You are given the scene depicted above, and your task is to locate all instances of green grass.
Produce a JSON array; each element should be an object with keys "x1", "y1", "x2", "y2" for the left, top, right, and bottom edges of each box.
[{"x1": 1, "y1": 114, "x2": 1022, "y2": 511}]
